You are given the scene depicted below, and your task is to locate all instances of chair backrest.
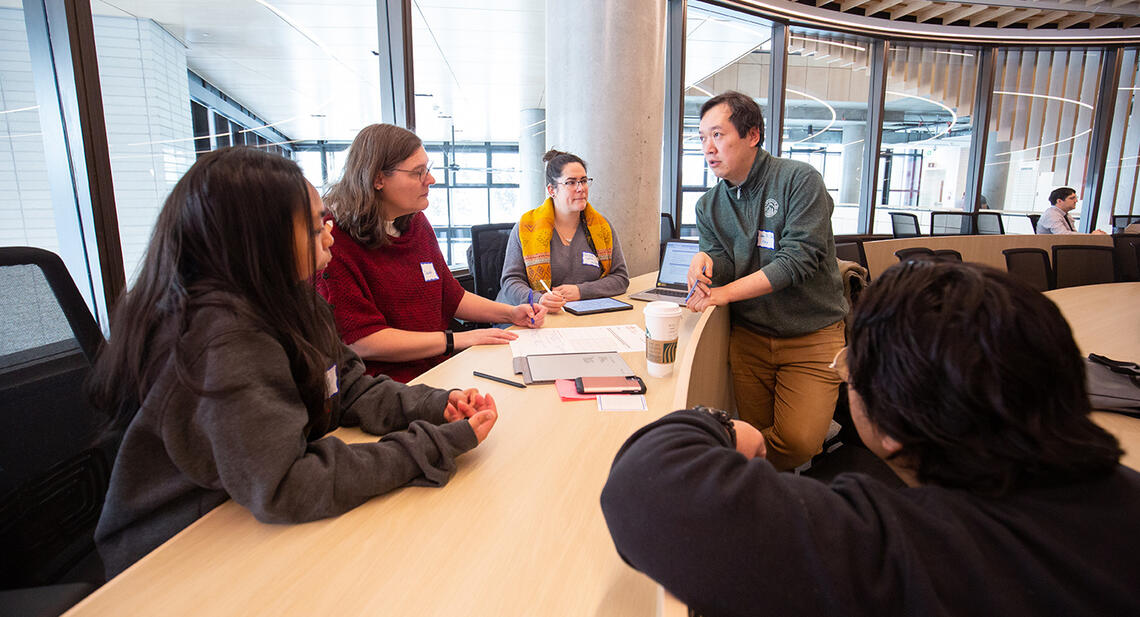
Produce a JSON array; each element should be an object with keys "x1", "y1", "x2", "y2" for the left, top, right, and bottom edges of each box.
[
  {"x1": 1002, "y1": 248, "x2": 1053, "y2": 292},
  {"x1": 835, "y1": 241, "x2": 867, "y2": 268},
  {"x1": 930, "y1": 212, "x2": 972, "y2": 235},
  {"x1": 1027, "y1": 213, "x2": 1041, "y2": 233},
  {"x1": 889, "y1": 212, "x2": 921, "y2": 238},
  {"x1": 894, "y1": 246, "x2": 934, "y2": 262},
  {"x1": 975, "y1": 211, "x2": 1004, "y2": 235},
  {"x1": 467, "y1": 223, "x2": 516, "y2": 300},
  {"x1": 0, "y1": 247, "x2": 115, "y2": 589},
  {"x1": 660, "y1": 213, "x2": 676, "y2": 261},
  {"x1": 1113, "y1": 234, "x2": 1140, "y2": 282},
  {"x1": 932, "y1": 249, "x2": 963, "y2": 262},
  {"x1": 1051, "y1": 244, "x2": 1116, "y2": 289}
]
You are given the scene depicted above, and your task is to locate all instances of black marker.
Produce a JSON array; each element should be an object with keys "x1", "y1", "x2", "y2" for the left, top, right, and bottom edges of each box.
[{"x1": 473, "y1": 370, "x2": 527, "y2": 389}]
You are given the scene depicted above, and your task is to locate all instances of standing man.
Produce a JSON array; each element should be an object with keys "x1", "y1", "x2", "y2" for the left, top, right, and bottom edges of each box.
[
  {"x1": 1037, "y1": 187, "x2": 1107, "y2": 235},
  {"x1": 686, "y1": 90, "x2": 846, "y2": 471}
]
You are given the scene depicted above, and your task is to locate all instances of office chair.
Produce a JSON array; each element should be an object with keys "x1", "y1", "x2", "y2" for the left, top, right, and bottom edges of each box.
[
  {"x1": 1051, "y1": 245, "x2": 1116, "y2": 289},
  {"x1": 889, "y1": 212, "x2": 921, "y2": 239},
  {"x1": 1002, "y1": 248, "x2": 1054, "y2": 292},
  {"x1": 929, "y1": 212, "x2": 972, "y2": 236},
  {"x1": 1112, "y1": 214, "x2": 1139, "y2": 234},
  {"x1": 932, "y1": 249, "x2": 963, "y2": 262},
  {"x1": 660, "y1": 213, "x2": 676, "y2": 261},
  {"x1": 466, "y1": 223, "x2": 516, "y2": 301},
  {"x1": 0, "y1": 247, "x2": 116, "y2": 614},
  {"x1": 975, "y1": 212, "x2": 1005, "y2": 235},
  {"x1": 1112, "y1": 234, "x2": 1140, "y2": 282},
  {"x1": 1027, "y1": 214, "x2": 1041, "y2": 233},
  {"x1": 835, "y1": 241, "x2": 867, "y2": 269},
  {"x1": 894, "y1": 247, "x2": 935, "y2": 262}
]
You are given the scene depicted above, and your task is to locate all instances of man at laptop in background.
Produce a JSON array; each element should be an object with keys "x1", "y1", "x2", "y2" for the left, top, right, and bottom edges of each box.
[{"x1": 686, "y1": 90, "x2": 846, "y2": 471}]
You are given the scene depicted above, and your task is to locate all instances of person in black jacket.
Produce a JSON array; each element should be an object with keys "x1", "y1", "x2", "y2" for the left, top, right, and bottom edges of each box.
[{"x1": 601, "y1": 259, "x2": 1140, "y2": 617}]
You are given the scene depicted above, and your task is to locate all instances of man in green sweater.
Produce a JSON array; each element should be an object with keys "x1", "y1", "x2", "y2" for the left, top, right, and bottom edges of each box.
[{"x1": 686, "y1": 90, "x2": 846, "y2": 471}]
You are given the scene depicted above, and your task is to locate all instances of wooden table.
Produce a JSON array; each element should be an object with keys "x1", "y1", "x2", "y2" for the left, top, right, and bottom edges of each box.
[
  {"x1": 1044, "y1": 282, "x2": 1140, "y2": 470},
  {"x1": 64, "y1": 273, "x2": 697, "y2": 617}
]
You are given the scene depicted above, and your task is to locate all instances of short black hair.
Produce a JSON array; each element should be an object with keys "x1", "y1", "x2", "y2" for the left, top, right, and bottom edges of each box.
[
  {"x1": 847, "y1": 260, "x2": 1121, "y2": 495},
  {"x1": 1048, "y1": 186, "x2": 1076, "y2": 207},
  {"x1": 699, "y1": 90, "x2": 765, "y2": 145}
]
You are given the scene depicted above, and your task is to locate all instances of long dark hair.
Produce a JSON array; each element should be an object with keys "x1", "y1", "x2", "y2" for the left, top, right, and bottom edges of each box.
[
  {"x1": 90, "y1": 147, "x2": 341, "y2": 437},
  {"x1": 847, "y1": 260, "x2": 1121, "y2": 494},
  {"x1": 324, "y1": 123, "x2": 423, "y2": 248}
]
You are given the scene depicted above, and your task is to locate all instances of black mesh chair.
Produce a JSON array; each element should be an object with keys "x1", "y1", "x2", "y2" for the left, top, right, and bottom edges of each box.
[
  {"x1": 975, "y1": 211, "x2": 1004, "y2": 235},
  {"x1": 660, "y1": 213, "x2": 676, "y2": 261},
  {"x1": 894, "y1": 247, "x2": 935, "y2": 261},
  {"x1": 1003, "y1": 248, "x2": 1053, "y2": 292},
  {"x1": 835, "y1": 241, "x2": 867, "y2": 268},
  {"x1": 1027, "y1": 214, "x2": 1041, "y2": 233},
  {"x1": 930, "y1": 212, "x2": 973, "y2": 236},
  {"x1": 1051, "y1": 245, "x2": 1116, "y2": 289},
  {"x1": 889, "y1": 212, "x2": 921, "y2": 238},
  {"x1": 0, "y1": 247, "x2": 115, "y2": 612},
  {"x1": 1113, "y1": 234, "x2": 1140, "y2": 282},
  {"x1": 466, "y1": 223, "x2": 516, "y2": 301}
]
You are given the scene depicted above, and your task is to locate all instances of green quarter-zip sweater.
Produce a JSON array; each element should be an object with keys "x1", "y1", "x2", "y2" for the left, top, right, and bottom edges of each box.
[{"x1": 695, "y1": 148, "x2": 846, "y2": 337}]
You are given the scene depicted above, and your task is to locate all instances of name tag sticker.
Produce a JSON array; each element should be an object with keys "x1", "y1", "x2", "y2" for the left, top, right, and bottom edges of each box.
[
  {"x1": 421, "y1": 262, "x2": 439, "y2": 282},
  {"x1": 758, "y1": 230, "x2": 776, "y2": 250},
  {"x1": 582, "y1": 252, "x2": 600, "y2": 268},
  {"x1": 324, "y1": 365, "x2": 338, "y2": 399}
]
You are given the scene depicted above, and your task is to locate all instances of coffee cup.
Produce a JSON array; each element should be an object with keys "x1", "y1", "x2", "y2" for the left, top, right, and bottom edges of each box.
[{"x1": 644, "y1": 301, "x2": 683, "y2": 377}]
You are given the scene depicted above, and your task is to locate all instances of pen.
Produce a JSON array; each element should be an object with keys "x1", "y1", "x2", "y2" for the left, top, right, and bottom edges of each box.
[
  {"x1": 683, "y1": 266, "x2": 706, "y2": 304},
  {"x1": 527, "y1": 290, "x2": 536, "y2": 324},
  {"x1": 473, "y1": 370, "x2": 527, "y2": 389}
]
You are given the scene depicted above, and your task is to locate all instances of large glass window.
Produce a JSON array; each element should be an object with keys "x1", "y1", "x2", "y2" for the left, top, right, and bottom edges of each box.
[
  {"x1": 1100, "y1": 48, "x2": 1140, "y2": 232},
  {"x1": 986, "y1": 47, "x2": 1103, "y2": 228},
  {"x1": 783, "y1": 27, "x2": 873, "y2": 234},
  {"x1": 874, "y1": 43, "x2": 978, "y2": 235},
  {"x1": 412, "y1": 1, "x2": 543, "y2": 267},
  {"x1": 90, "y1": 0, "x2": 383, "y2": 280},
  {"x1": 680, "y1": 2, "x2": 774, "y2": 237}
]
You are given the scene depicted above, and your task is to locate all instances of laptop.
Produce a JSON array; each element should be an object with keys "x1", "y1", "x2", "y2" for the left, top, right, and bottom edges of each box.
[{"x1": 629, "y1": 239, "x2": 700, "y2": 304}]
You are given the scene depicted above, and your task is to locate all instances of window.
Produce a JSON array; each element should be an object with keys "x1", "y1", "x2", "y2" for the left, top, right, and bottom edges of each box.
[{"x1": 1100, "y1": 48, "x2": 1140, "y2": 231}]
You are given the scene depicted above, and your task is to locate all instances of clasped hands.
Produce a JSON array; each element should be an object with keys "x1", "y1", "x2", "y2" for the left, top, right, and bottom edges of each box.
[
  {"x1": 685, "y1": 252, "x2": 728, "y2": 312},
  {"x1": 444, "y1": 388, "x2": 498, "y2": 443}
]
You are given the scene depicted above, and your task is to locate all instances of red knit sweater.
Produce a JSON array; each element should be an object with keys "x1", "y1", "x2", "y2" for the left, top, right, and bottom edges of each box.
[{"x1": 317, "y1": 212, "x2": 465, "y2": 382}]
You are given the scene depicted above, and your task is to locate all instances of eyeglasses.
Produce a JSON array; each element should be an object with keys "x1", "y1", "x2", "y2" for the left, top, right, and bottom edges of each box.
[
  {"x1": 829, "y1": 346, "x2": 849, "y2": 382},
  {"x1": 390, "y1": 161, "x2": 434, "y2": 183},
  {"x1": 557, "y1": 177, "x2": 593, "y2": 189}
]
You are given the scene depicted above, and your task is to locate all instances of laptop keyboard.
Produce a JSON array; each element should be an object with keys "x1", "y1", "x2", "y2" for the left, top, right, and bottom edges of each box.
[{"x1": 653, "y1": 288, "x2": 687, "y2": 297}]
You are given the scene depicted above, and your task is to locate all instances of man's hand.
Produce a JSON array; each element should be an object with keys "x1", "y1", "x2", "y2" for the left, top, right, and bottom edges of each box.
[
  {"x1": 687, "y1": 252, "x2": 714, "y2": 289},
  {"x1": 733, "y1": 420, "x2": 766, "y2": 459},
  {"x1": 468, "y1": 394, "x2": 498, "y2": 444},
  {"x1": 444, "y1": 388, "x2": 485, "y2": 421}
]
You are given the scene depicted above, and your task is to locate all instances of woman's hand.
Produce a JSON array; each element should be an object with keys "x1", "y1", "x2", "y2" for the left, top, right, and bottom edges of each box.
[
  {"x1": 732, "y1": 420, "x2": 767, "y2": 459},
  {"x1": 454, "y1": 328, "x2": 518, "y2": 351},
  {"x1": 551, "y1": 284, "x2": 581, "y2": 301},
  {"x1": 540, "y1": 291, "x2": 566, "y2": 312},
  {"x1": 510, "y1": 303, "x2": 547, "y2": 328}
]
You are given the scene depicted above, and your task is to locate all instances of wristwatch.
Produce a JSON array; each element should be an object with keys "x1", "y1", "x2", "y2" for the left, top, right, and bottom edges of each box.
[
  {"x1": 444, "y1": 329, "x2": 455, "y2": 355},
  {"x1": 694, "y1": 405, "x2": 736, "y2": 447}
]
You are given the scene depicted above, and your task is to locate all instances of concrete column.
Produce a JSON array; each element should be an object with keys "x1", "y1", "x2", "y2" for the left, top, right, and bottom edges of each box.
[
  {"x1": 545, "y1": 0, "x2": 666, "y2": 277},
  {"x1": 519, "y1": 108, "x2": 546, "y2": 215},
  {"x1": 982, "y1": 131, "x2": 1009, "y2": 210},
  {"x1": 840, "y1": 125, "x2": 865, "y2": 207}
]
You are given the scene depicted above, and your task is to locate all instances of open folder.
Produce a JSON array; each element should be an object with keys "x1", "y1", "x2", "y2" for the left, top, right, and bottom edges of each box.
[{"x1": 514, "y1": 351, "x2": 635, "y2": 385}]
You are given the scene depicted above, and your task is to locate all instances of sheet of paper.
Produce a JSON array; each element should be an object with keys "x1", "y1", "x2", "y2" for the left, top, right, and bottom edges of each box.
[
  {"x1": 509, "y1": 324, "x2": 644, "y2": 358},
  {"x1": 597, "y1": 394, "x2": 648, "y2": 412}
]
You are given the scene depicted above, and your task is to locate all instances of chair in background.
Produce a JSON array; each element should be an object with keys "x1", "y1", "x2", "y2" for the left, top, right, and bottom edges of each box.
[
  {"x1": 889, "y1": 212, "x2": 921, "y2": 238},
  {"x1": 894, "y1": 247, "x2": 935, "y2": 262},
  {"x1": 930, "y1": 212, "x2": 973, "y2": 236},
  {"x1": 932, "y1": 249, "x2": 963, "y2": 261},
  {"x1": 975, "y1": 211, "x2": 1005, "y2": 235},
  {"x1": 1051, "y1": 245, "x2": 1116, "y2": 289},
  {"x1": 660, "y1": 213, "x2": 676, "y2": 261},
  {"x1": 1113, "y1": 234, "x2": 1140, "y2": 282},
  {"x1": 835, "y1": 241, "x2": 867, "y2": 269},
  {"x1": 1027, "y1": 213, "x2": 1041, "y2": 233},
  {"x1": 0, "y1": 247, "x2": 116, "y2": 614},
  {"x1": 466, "y1": 223, "x2": 516, "y2": 301},
  {"x1": 1112, "y1": 214, "x2": 1140, "y2": 234},
  {"x1": 1002, "y1": 248, "x2": 1053, "y2": 292}
]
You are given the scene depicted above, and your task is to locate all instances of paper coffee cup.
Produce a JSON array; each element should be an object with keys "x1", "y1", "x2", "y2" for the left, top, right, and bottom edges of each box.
[{"x1": 644, "y1": 301, "x2": 682, "y2": 377}]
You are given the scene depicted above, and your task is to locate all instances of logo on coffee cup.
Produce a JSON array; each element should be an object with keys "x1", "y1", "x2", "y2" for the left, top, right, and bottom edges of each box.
[{"x1": 646, "y1": 335, "x2": 677, "y2": 364}]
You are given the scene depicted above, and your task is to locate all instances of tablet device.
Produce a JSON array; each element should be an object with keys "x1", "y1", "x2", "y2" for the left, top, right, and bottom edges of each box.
[{"x1": 563, "y1": 297, "x2": 634, "y2": 315}]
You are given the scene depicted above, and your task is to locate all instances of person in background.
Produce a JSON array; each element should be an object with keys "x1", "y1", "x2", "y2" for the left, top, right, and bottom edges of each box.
[
  {"x1": 91, "y1": 147, "x2": 499, "y2": 578},
  {"x1": 497, "y1": 149, "x2": 629, "y2": 312},
  {"x1": 685, "y1": 90, "x2": 847, "y2": 470},
  {"x1": 1037, "y1": 187, "x2": 1107, "y2": 235},
  {"x1": 317, "y1": 124, "x2": 545, "y2": 383},
  {"x1": 601, "y1": 260, "x2": 1140, "y2": 617}
]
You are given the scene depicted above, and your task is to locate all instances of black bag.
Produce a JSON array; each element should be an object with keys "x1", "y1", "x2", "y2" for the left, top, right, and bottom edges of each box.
[{"x1": 1086, "y1": 353, "x2": 1140, "y2": 417}]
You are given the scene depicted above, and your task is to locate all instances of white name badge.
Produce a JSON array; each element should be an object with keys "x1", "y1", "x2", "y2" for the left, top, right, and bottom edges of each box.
[
  {"x1": 324, "y1": 365, "x2": 338, "y2": 399},
  {"x1": 421, "y1": 261, "x2": 439, "y2": 282},
  {"x1": 758, "y1": 230, "x2": 776, "y2": 250},
  {"x1": 582, "y1": 252, "x2": 600, "y2": 268}
]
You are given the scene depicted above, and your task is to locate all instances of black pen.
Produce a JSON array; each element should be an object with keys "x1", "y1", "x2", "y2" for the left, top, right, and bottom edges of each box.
[{"x1": 473, "y1": 370, "x2": 527, "y2": 389}]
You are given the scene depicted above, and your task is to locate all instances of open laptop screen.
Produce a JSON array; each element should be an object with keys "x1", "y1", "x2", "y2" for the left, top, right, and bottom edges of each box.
[{"x1": 658, "y1": 241, "x2": 699, "y2": 288}]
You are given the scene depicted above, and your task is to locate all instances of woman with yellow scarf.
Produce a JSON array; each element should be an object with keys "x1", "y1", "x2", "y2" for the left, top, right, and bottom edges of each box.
[{"x1": 497, "y1": 149, "x2": 629, "y2": 312}]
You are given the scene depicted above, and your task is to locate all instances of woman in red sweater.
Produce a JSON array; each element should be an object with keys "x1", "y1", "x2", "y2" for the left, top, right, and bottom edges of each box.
[{"x1": 317, "y1": 124, "x2": 545, "y2": 382}]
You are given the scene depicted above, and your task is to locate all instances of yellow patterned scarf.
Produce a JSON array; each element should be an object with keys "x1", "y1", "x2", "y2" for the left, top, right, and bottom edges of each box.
[{"x1": 518, "y1": 198, "x2": 613, "y2": 291}]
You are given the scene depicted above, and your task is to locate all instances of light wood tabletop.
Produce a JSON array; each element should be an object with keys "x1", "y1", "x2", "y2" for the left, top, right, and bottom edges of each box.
[
  {"x1": 64, "y1": 273, "x2": 699, "y2": 617},
  {"x1": 1044, "y1": 282, "x2": 1140, "y2": 471}
]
